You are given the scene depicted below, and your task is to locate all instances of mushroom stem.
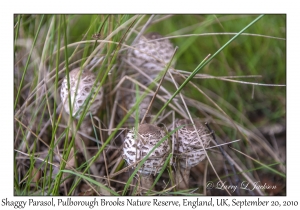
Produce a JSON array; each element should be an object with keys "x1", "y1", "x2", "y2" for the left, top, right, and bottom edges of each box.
[
  {"x1": 77, "y1": 119, "x2": 93, "y2": 146},
  {"x1": 140, "y1": 173, "x2": 154, "y2": 194},
  {"x1": 175, "y1": 167, "x2": 191, "y2": 190}
]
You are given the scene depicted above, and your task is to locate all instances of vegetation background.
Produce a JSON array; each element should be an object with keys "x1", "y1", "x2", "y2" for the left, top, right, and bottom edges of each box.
[{"x1": 14, "y1": 14, "x2": 286, "y2": 196}]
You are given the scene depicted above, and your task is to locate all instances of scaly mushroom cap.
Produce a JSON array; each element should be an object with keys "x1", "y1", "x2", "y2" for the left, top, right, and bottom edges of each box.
[
  {"x1": 118, "y1": 32, "x2": 174, "y2": 124},
  {"x1": 128, "y1": 32, "x2": 175, "y2": 81},
  {"x1": 60, "y1": 68, "x2": 103, "y2": 119},
  {"x1": 118, "y1": 32, "x2": 175, "y2": 122},
  {"x1": 123, "y1": 124, "x2": 170, "y2": 175},
  {"x1": 175, "y1": 119, "x2": 212, "y2": 168}
]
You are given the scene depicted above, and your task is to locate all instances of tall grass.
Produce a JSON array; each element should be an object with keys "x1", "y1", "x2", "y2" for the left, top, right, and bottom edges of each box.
[{"x1": 14, "y1": 14, "x2": 286, "y2": 196}]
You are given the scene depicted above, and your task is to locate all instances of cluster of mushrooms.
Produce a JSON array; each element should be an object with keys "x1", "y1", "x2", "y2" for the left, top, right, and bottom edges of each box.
[
  {"x1": 60, "y1": 32, "x2": 213, "y2": 193},
  {"x1": 123, "y1": 119, "x2": 213, "y2": 192}
]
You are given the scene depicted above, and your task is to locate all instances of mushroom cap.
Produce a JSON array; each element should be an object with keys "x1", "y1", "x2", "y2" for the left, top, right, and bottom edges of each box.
[
  {"x1": 123, "y1": 124, "x2": 170, "y2": 175},
  {"x1": 128, "y1": 32, "x2": 175, "y2": 81},
  {"x1": 118, "y1": 32, "x2": 175, "y2": 123},
  {"x1": 175, "y1": 119, "x2": 212, "y2": 168},
  {"x1": 60, "y1": 68, "x2": 103, "y2": 119}
]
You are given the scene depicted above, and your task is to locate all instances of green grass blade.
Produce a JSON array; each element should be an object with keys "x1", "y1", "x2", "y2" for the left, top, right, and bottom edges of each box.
[
  {"x1": 61, "y1": 170, "x2": 119, "y2": 195},
  {"x1": 146, "y1": 152, "x2": 173, "y2": 195},
  {"x1": 14, "y1": 15, "x2": 45, "y2": 110},
  {"x1": 153, "y1": 14, "x2": 265, "y2": 122}
]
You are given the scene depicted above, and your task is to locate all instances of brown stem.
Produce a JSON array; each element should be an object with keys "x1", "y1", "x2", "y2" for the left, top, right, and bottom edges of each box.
[
  {"x1": 78, "y1": 119, "x2": 92, "y2": 146},
  {"x1": 140, "y1": 173, "x2": 154, "y2": 194},
  {"x1": 175, "y1": 167, "x2": 190, "y2": 190}
]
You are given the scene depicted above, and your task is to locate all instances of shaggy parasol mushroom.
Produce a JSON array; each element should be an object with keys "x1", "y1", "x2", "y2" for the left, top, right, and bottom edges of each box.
[
  {"x1": 60, "y1": 67, "x2": 108, "y2": 192},
  {"x1": 123, "y1": 123, "x2": 170, "y2": 194},
  {"x1": 60, "y1": 67, "x2": 103, "y2": 119},
  {"x1": 174, "y1": 119, "x2": 213, "y2": 190},
  {"x1": 60, "y1": 67, "x2": 104, "y2": 147},
  {"x1": 128, "y1": 32, "x2": 175, "y2": 82},
  {"x1": 118, "y1": 32, "x2": 175, "y2": 124}
]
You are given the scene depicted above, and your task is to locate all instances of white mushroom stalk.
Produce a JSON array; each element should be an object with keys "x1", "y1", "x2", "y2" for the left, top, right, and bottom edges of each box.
[
  {"x1": 123, "y1": 123, "x2": 170, "y2": 194},
  {"x1": 174, "y1": 118, "x2": 213, "y2": 190}
]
